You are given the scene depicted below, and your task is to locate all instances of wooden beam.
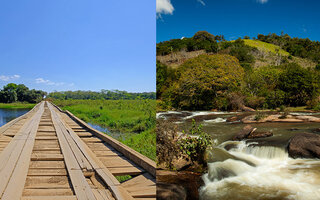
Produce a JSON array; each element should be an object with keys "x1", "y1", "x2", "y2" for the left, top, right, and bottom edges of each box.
[{"x1": 49, "y1": 103, "x2": 96, "y2": 200}]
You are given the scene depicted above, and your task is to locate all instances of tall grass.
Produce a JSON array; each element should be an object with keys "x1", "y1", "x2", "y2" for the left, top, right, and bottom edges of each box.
[
  {"x1": 0, "y1": 102, "x2": 35, "y2": 109},
  {"x1": 52, "y1": 99, "x2": 156, "y2": 160}
]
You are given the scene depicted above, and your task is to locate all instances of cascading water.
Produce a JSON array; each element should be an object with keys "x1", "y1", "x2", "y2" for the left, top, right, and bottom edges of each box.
[{"x1": 200, "y1": 141, "x2": 320, "y2": 200}]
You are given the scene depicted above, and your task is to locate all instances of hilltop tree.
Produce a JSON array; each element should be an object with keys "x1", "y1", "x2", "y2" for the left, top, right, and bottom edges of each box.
[{"x1": 165, "y1": 54, "x2": 244, "y2": 110}]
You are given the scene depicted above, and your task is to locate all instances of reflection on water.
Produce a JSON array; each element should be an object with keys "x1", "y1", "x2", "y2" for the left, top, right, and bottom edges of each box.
[
  {"x1": 87, "y1": 122, "x2": 126, "y2": 139},
  {"x1": 0, "y1": 108, "x2": 30, "y2": 127}
]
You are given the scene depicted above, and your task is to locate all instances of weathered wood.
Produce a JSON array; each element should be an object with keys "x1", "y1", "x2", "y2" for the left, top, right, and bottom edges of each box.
[
  {"x1": 49, "y1": 103, "x2": 96, "y2": 200},
  {"x1": 0, "y1": 102, "x2": 44, "y2": 200},
  {"x1": 21, "y1": 196, "x2": 77, "y2": 200},
  {"x1": 0, "y1": 101, "x2": 155, "y2": 199},
  {"x1": 51, "y1": 104, "x2": 135, "y2": 200},
  {"x1": 63, "y1": 109, "x2": 156, "y2": 177}
]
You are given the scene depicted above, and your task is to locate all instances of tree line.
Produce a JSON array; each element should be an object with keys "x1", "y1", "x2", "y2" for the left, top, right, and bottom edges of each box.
[
  {"x1": 0, "y1": 83, "x2": 47, "y2": 103},
  {"x1": 47, "y1": 90, "x2": 156, "y2": 100},
  {"x1": 0, "y1": 83, "x2": 156, "y2": 103}
]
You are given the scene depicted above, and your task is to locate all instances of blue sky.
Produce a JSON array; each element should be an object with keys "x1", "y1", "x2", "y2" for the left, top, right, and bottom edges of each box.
[
  {"x1": 0, "y1": 0, "x2": 155, "y2": 92},
  {"x1": 157, "y1": 0, "x2": 320, "y2": 42}
]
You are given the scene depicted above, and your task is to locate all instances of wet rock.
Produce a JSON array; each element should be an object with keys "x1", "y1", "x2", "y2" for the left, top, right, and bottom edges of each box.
[
  {"x1": 226, "y1": 116, "x2": 239, "y2": 122},
  {"x1": 233, "y1": 125, "x2": 273, "y2": 140},
  {"x1": 157, "y1": 182, "x2": 187, "y2": 200},
  {"x1": 232, "y1": 125, "x2": 256, "y2": 140},
  {"x1": 313, "y1": 128, "x2": 320, "y2": 133},
  {"x1": 288, "y1": 132, "x2": 320, "y2": 159},
  {"x1": 295, "y1": 115, "x2": 320, "y2": 122},
  {"x1": 247, "y1": 131, "x2": 273, "y2": 139},
  {"x1": 157, "y1": 170, "x2": 203, "y2": 200},
  {"x1": 241, "y1": 106, "x2": 255, "y2": 112}
]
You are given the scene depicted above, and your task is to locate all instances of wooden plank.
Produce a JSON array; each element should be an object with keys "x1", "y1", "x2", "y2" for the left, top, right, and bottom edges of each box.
[
  {"x1": 109, "y1": 167, "x2": 144, "y2": 176},
  {"x1": 121, "y1": 173, "x2": 155, "y2": 188},
  {"x1": 50, "y1": 103, "x2": 135, "y2": 200},
  {"x1": 49, "y1": 104, "x2": 96, "y2": 200},
  {"x1": 21, "y1": 196, "x2": 77, "y2": 200},
  {"x1": 27, "y1": 168, "x2": 68, "y2": 176},
  {"x1": 31, "y1": 154, "x2": 64, "y2": 161},
  {"x1": 63, "y1": 109, "x2": 156, "y2": 177},
  {"x1": 97, "y1": 189, "x2": 114, "y2": 200},
  {"x1": 29, "y1": 161, "x2": 66, "y2": 169},
  {"x1": 0, "y1": 102, "x2": 44, "y2": 200},
  {"x1": 22, "y1": 188, "x2": 74, "y2": 196},
  {"x1": 128, "y1": 186, "x2": 156, "y2": 198},
  {"x1": 100, "y1": 156, "x2": 140, "y2": 168},
  {"x1": 24, "y1": 176, "x2": 71, "y2": 188}
]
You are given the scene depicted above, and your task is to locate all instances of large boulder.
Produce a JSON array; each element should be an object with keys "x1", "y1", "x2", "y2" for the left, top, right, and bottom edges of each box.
[{"x1": 288, "y1": 132, "x2": 320, "y2": 159}]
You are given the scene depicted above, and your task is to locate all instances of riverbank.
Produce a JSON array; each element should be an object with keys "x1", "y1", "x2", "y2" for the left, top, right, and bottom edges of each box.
[
  {"x1": 52, "y1": 99, "x2": 156, "y2": 160},
  {"x1": 0, "y1": 103, "x2": 35, "y2": 109}
]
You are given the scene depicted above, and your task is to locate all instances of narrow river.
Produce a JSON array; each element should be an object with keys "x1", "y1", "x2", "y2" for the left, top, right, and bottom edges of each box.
[{"x1": 158, "y1": 111, "x2": 320, "y2": 200}]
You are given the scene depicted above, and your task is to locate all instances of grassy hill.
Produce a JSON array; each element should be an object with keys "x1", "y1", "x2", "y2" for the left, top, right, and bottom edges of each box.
[{"x1": 242, "y1": 39, "x2": 289, "y2": 56}]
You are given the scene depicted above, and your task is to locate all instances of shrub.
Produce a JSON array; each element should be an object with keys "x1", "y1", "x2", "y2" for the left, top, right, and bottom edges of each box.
[{"x1": 179, "y1": 120, "x2": 212, "y2": 165}]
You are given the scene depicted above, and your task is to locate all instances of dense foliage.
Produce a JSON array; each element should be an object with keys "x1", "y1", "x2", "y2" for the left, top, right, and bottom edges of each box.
[
  {"x1": 53, "y1": 99, "x2": 156, "y2": 160},
  {"x1": 257, "y1": 32, "x2": 320, "y2": 63},
  {"x1": 157, "y1": 31, "x2": 223, "y2": 56},
  {"x1": 0, "y1": 83, "x2": 46, "y2": 103},
  {"x1": 158, "y1": 54, "x2": 244, "y2": 110},
  {"x1": 48, "y1": 90, "x2": 155, "y2": 100},
  {"x1": 157, "y1": 31, "x2": 320, "y2": 111}
]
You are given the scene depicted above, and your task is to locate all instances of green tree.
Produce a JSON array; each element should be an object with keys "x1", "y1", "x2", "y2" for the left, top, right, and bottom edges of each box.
[{"x1": 165, "y1": 54, "x2": 244, "y2": 110}]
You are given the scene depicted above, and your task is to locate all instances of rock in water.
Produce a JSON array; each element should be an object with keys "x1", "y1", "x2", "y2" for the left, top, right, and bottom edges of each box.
[
  {"x1": 288, "y1": 132, "x2": 320, "y2": 159},
  {"x1": 232, "y1": 125, "x2": 256, "y2": 140},
  {"x1": 247, "y1": 131, "x2": 273, "y2": 139},
  {"x1": 226, "y1": 116, "x2": 238, "y2": 122},
  {"x1": 241, "y1": 106, "x2": 255, "y2": 112},
  {"x1": 233, "y1": 125, "x2": 273, "y2": 140}
]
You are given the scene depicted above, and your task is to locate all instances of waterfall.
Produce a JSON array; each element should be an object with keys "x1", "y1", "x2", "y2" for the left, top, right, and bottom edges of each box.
[{"x1": 200, "y1": 141, "x2": 320, "y2": 200}]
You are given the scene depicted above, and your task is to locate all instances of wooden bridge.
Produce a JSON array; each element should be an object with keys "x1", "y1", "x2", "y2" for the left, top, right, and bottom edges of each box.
[{"x1": 0, "y1": 101, "x2": 156, "y2": 200}]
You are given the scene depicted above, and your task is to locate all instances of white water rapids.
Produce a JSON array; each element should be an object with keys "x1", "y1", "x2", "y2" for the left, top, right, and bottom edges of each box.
[{"x1": 200, "y1": 141, "x2": 320, "y2": 200}]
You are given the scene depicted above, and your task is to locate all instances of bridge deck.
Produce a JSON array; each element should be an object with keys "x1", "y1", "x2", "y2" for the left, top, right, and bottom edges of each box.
[{"x1": 0, "y1": 101, "x2": 156, "y2": 200}]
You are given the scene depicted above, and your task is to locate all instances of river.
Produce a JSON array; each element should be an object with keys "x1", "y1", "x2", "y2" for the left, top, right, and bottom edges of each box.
[
  {"x1": 158, "y1": 111, "x2": 320, "y2": 200},
  {"x1": 0, "y1": 108, "x2": 30, "y2": 127}
]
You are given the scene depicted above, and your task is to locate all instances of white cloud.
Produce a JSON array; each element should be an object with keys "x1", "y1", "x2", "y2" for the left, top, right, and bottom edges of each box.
[
  {"x1": 0, "y1": 74, "x2": 20, "y2": 81},
  {"x1": 257, "y1": 0, "x2": 268, "y2": 4},
  {"x1": 197, "y1": 0, "x2": 206, "y2": 6},
  {"x1": 35, "y1": 78, "x2": 64, "y2": 86},
  {"x1": 156, "y1": 0, "x2": 174, "y2": 17}
]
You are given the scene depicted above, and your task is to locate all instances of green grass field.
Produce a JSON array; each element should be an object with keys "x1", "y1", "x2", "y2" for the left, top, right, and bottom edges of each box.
[
  {"x1": 0, "y1": 102, "x2": 35, "y2": 109},
  {"x1": 243, "y1": 39, "x2": 290, "y2": 56},
  {"x1": 52, "y1": 99, "x2": 156, "y2": 160}
]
